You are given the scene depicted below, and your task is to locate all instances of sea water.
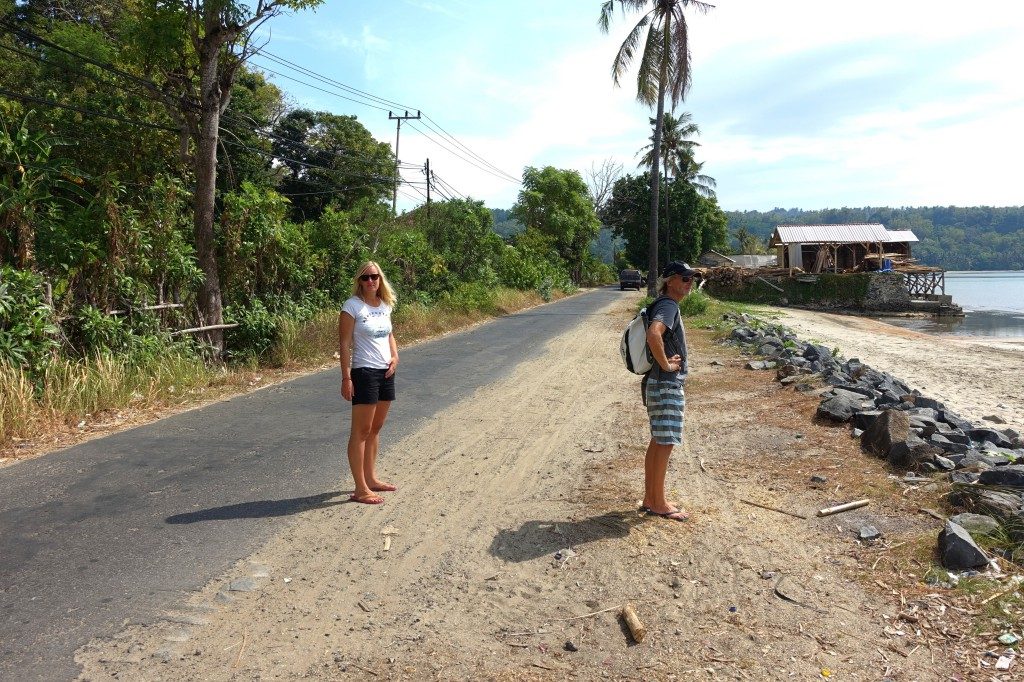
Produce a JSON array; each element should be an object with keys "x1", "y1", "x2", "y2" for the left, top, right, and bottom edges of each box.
[{"x1": 882, "y1": 271, "x2": 1024, "y2": 338}]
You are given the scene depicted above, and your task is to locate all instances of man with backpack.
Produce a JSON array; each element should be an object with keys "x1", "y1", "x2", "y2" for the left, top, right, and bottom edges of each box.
[{"x1": 641, "y1": 261, "x2": 698, "y2": 522}]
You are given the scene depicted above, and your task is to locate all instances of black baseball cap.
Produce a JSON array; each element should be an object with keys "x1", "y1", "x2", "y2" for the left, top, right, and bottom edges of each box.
[{"x1": 662, "y1": 261, "x2": 699, "y2": 279}]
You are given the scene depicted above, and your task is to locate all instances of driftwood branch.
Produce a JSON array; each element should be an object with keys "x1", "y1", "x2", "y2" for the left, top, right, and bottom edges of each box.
[
  {"x1": 740, "y1": 498, "x2": 808, "y2": 520},
  {"x1": 816, "y1": 499, "x2": 870, "y2": 517},
  {"x1": 170, "y1": 323, "x2": 239, "y2": 336},
  {"x1": 108, "y1": 303, "x2": 184, "y2": 316}
]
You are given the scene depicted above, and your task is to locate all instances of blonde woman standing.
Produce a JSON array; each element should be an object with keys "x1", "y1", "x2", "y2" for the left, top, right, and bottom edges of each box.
[{"x1": 339, "y1": 261, "x2": 399, "y2": 504}]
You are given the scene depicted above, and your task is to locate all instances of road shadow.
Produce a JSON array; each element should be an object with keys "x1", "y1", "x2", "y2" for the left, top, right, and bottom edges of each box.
[
  {"x1": 166, "y1": 491, "x2": 348, "y2": 524},
  {"x1": 488, "y1": 511, "x2": 636, "y2": 563}
]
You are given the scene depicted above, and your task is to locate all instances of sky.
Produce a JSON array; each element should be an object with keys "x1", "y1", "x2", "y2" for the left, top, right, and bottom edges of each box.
[{"x1": 256, "y1": 0, "x2": 1024, "y2": 213}]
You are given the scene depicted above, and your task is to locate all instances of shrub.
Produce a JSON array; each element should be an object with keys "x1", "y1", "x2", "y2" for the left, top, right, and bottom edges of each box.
[
  {"x1": 0, "y1": 266, "x2": 59, "y2": 378},
  {"x1": 679, "y1": 289, "x2": 710, "y2": 317}
]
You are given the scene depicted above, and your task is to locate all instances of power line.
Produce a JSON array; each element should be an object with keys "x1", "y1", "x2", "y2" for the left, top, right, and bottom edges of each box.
[
  {"x1": 251, "y1": 50, "x2": 520, "y2": 185},
  {"x1": 406, "y1": 121, "x2": 518, "y2": 184},
  {"x1": 422, "y1": 114, "x2": 518, "y2": 182},
  {"x1": 259, "y1": 50, "x2": 415, "y2": 111},
  {"x1": 431, "y1": 172, "x2": 468, "y2": 200},
  {"x1": 3, "y1": 22, "x2": 408, "y2": 176},
  {"x1": 248, "y1": 60, "x2": 390, "y2": 112}
]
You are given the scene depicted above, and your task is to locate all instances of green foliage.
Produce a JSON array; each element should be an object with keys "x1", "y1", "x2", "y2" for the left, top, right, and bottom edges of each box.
[
  {"x1": 511, "y1": 166, "x2": 600, "y2": 284},
  {"x1": 709, "y1": 273, "x2": 872, "y2": 306},
  {"x1": 0, "y1": 266, "x2": 59, "y2": 377},
  {"x1": 219, "y1": 182, "x2": 313, "y2": 302},
  {"x1": 273, "y1": 109, "x2": 394, "y2": 223},
  {"x1": 438, "y1": 282, "x2": 501, "y2": 315},
  {"x1": 602, "y1": 173, "x2": 728, "y2": 269},
  {"x1": 418, "y1": 199, "x2": 503, "y2": 285},
  {"x1": 678, "y1": 288, "x2": 710, "y2": 317}
]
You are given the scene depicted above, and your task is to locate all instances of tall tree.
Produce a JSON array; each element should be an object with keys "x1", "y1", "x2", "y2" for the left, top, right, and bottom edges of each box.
[
  {"x1": 510, "y1": 166, "x2": 600, "y2": 284},
  {"x1": 600, "y1": 0, "x2": 713, "y2": 293},
  {"x1": 147, "y1": 0, "x2": 323, "y2": 351},
  {"x1": 272, "y1": 109, "x2": 395, "y2": 223}
]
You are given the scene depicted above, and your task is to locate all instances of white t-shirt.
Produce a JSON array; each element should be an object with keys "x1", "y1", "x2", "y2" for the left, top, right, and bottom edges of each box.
[{"x1": 341, "y1": 296, "x2": 393, "y2": 369}]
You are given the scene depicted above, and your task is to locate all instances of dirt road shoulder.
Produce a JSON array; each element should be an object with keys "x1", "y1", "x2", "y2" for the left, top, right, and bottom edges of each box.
[{"x1": 78, "y1": 296, "x2": 955, "y2": 681}]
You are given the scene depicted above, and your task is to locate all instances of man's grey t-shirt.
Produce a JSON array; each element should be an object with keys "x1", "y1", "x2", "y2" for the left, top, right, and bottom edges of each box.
[{"x1": 647, "y1": 296, "x2": 688, "y2": 383}]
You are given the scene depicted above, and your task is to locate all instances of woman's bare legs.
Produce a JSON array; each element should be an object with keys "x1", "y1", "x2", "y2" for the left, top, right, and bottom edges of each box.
[
  {"x1": 363, "y1": 400, "x2": 395, "y2": 491},
  {"x1": 348, "y1": 404, "x2": 383, "y2": 503}
]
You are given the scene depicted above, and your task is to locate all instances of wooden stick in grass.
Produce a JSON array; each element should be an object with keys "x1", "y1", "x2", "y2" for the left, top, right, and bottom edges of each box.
[
  {"x1": 817, "y1": 499, "x2": 870, "y2": 517},
  {"x1": 740, "y1": 498, "x2": 808, "y2": 520},
  {"x1": 621, "y1": 603, "x2": 647, "y2": 643}
]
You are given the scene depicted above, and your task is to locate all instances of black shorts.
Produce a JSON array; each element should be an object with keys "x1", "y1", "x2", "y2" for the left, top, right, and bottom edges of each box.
[{"x1": 351, "y1": 367, "x2": 395, "y2": 405}]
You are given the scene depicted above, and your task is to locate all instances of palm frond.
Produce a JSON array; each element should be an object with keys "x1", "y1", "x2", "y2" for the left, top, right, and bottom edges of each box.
[
  {"x1": 668, "y1": 13, "x2": 691, "y2": 106},
  {"x1": 610, "y1": 13, "x2": 652, "y2": 86},
  {"x1": 635, "y1": 24, "x2": 663, "y2": 105},
  {"x1": 597, "y1": 1, "x2": 616, "y2": 33}
]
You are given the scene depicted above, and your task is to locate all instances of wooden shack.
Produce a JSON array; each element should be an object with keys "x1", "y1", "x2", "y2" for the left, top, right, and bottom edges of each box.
[{"x1": 769, "y1": 224, "x2": 918, "y2": 273}]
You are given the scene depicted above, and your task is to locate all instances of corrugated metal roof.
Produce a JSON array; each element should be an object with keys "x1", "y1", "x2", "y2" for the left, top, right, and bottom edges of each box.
[
  {"x1": 771, "y1": 223, "x2": 918, "y2": 245},
  {"x1": 883, "y1": 229, "x2": 919, "y2": 243}
]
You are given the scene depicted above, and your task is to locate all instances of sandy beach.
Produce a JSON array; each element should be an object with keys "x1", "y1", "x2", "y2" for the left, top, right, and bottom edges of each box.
[{"x1": 772, "y1": 307, "x2": 1024, "y2": 432}]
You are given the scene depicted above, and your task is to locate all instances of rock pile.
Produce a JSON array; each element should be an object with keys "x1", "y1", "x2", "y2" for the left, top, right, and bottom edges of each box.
[{"x1": 720, "y1": 312, "x2": 1024, "y2": 568}]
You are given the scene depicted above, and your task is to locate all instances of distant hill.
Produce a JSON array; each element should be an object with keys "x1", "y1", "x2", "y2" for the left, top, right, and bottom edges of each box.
[
  {"x1": 490, "y1": 209, "x2": 621, "y2": 265},
  {"x1": 727, "y1": 206, "x2": 1024, "y2": 271},
  {"x1": 491, "y1": 208, "x2": 524, "y2": 239}
]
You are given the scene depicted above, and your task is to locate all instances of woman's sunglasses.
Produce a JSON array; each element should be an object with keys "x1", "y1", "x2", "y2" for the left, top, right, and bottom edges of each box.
[{"x1": 359, "y1": 273, "x2": 380, "y2": 282}]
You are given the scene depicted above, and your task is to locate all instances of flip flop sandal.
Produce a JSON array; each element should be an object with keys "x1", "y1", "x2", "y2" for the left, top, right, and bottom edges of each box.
[
  {"x1": 645, "y1": 508, "x2": 690, "y2": 522},
  {"x1": 370, "y1": 483, "x2": 398, "y2": 492},
  {"x1": 349, "y1": 493, "x2": 385, "y2": 505}
]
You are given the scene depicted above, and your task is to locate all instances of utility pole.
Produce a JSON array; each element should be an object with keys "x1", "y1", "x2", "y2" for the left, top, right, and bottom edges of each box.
[
  {"x1": 389, "y1": 110, "x2": 421, "y2": 214},
  {"x1": 425, "y1": 158, "x2": 431, "y2": 218}
]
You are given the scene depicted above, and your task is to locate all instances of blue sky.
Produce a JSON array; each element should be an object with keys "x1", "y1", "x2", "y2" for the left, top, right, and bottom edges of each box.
[{"x1": 256, "y1": 1, "x2": 1024, "y2": 213}]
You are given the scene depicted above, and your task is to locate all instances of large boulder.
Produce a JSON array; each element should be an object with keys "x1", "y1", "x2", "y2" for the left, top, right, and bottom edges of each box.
[
  {"x1": 803, "y1": 344, "x2": 834, "y2": 362},
  {"x1": 853, "y1": 410, "x2": 884, "y2": 431},
  {"x1": 912, "y1": 395, "x2": 946, "y2": 411},
  {"x1": 969, "y1": 428, "x2": 1012, "y2": 449},
  {"x1": 817, "y1": 390, "x2": 873, "y2": 422},
  {"x1": 928, "y1": 433, "x2": 970, "y2": 455},
  {"x1": 889, "y1": 434, "x2": 942, "y2": 468},
  {"x1": 949, "y1": 488, "x2": 1024, "y2": 517},
  {"x1": 861, "y1": 409, "x2": 910, "y2": 459},
  {"x1": 939, "y1": 522, "x2": 990, "y2": 570},
  {"x1": 978, "y1": 465, "x2": 1024, "y2": 488},
  {"x1": 940, "y1": 410, "x2": 974, "y2": 433},
  {"x1": 949, "y1": 513, "x2": 1001, "y2": 536}
]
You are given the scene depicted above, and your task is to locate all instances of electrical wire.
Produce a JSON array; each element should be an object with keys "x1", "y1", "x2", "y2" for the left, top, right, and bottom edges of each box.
[
  {"x1": 422, "y1": 114, "x2": 518, "y2": 181},
  {"x1": 406, "y1": 121, "x2": 518, "y2": 184},
  {"x1": 259, "y1": 50, "x2": 415, "y2": 111},
  {"x1": 247, "y1": 60, "x2": 390, "y2": 112}
]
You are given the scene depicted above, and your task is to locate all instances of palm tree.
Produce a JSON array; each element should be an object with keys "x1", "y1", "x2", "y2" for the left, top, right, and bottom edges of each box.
[
  {"x1": 600, "y1": 0, "x2": 713, "y2": 293},
  {"x1": 636, "y1": 111, "x2": 716, "y2": 260}
]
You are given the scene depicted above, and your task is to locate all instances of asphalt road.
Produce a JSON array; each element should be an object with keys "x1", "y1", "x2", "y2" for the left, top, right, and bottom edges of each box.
[{"x1": 0, "y1": 287, "x2": 624, "y2": 681}]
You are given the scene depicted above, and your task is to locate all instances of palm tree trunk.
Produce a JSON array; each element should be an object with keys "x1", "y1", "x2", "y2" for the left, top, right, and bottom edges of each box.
[
  {"x1": 663, "y1": 150, "x2": 671, "y2": 263},
  {"x1": 647, "y1": 12, "x2": 672, "y2": 296}
]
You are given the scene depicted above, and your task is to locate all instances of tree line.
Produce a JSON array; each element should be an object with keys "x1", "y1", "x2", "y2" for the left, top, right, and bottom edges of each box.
[
  {"x1": 0, "y1": 0, "x2": 614, "y2": 380},
  {"x1": 727, "y1": 206, "x2": 1024, "y2": 271}
]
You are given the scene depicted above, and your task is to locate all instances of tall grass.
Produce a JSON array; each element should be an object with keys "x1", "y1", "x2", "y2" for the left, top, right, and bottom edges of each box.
[
  {"x1": 1, "y1": 349, "x2": 212, "y2": 448},
  {"x1": 1, "y1": 286, "x2": 560, "y2": 451}
]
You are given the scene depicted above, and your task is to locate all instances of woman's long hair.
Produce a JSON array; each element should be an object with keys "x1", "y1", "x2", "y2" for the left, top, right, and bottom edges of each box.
[{"x1": 352, "y1": 260, "x2": 397, "y2": 307}]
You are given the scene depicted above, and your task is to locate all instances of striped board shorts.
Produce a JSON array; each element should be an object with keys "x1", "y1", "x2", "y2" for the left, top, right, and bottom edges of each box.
[{"x1": 645, "y1": 379, "x2": 685, "y2": 445}]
